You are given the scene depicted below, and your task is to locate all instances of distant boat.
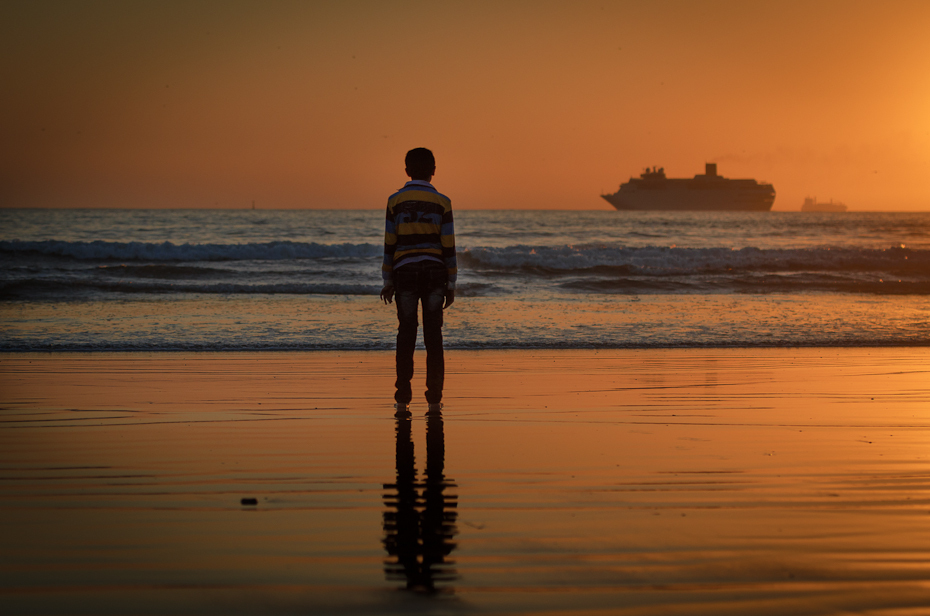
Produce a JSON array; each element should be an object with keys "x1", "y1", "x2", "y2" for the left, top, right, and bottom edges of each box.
[
  {"x1": 801, "y1": 197, "x2": 847, "y2": 212},
  {"x1": 601, "y1": 163, "x2": 775, "y2": 211}
]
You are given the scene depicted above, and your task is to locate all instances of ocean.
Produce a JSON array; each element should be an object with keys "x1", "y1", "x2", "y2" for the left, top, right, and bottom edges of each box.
[{"x1": 1, "y1": 209, "x2": 929, "y2": 351}]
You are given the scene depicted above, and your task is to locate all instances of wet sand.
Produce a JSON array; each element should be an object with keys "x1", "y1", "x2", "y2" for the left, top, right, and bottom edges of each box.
[{"x1": 2, "y1": 349, "x2": 930, "y2": 615}]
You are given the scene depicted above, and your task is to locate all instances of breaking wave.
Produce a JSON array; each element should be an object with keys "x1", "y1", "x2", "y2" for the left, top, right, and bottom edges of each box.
[
  {"x1": 460, "y1": 244, "x2": 927, "y2": 276},
  {"x1": 0, "y1": 240, "x2": 380, "y2": 261},
  {"x1": 0, "y1": 279, "x2": 379, "y2": 297},
  {"x1": 3, "y1": 240, "x2": 929, "y2": 298}
]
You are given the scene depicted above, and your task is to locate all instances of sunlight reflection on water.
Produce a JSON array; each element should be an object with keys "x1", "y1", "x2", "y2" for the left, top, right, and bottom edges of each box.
[{"x1": 2, "y1": 350, "x2": 929, "y2": 614}]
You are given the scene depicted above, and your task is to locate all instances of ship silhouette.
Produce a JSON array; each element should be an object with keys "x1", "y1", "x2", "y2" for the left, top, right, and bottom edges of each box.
[
  {"x1": 801, "y1": 197, "x2": 846, "y2": 212},
  {"x1": 602, "y1": 163, "x2": 775, "y2": 211}
]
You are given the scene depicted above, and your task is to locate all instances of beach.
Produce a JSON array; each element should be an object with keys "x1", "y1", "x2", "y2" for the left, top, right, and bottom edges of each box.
[
  {"x1": 3, "y1": 348, "x2": 930, "y2": 614},
  {"x1": 5, "y1": 2, "x2": 930, "y2": 613}
]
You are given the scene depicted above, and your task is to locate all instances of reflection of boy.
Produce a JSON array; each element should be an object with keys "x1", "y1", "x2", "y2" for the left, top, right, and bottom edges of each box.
[{"x1": 380, "y1": 148, "x2": 456, "y2": 414}]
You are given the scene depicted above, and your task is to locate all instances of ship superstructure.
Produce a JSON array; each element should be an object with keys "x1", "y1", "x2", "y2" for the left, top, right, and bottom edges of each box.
[{"x1": 601, "y1": 163, "x2": 775, "y2": 211}]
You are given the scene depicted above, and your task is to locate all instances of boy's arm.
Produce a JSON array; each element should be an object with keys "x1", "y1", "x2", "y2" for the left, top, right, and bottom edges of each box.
[
  {"x1": 441, "y1": 205, "x2": 456, "y2": 308},
  {"x1": 381, "y1": 203, "x2": 396, "y2": 304},
  {"x1": 441, "y1": 206, "x2": 456, "y2": 292}
]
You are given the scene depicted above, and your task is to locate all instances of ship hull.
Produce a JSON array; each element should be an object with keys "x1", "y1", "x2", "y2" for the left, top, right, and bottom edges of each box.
[{"x1": 602, "y1": 187, "x2": 775, "y2": 211}]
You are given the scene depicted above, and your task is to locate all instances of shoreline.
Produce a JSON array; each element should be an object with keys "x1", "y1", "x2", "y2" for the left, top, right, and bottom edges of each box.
[{"x1": 4, "y1": 340, "x2": 930, "y2": 354}]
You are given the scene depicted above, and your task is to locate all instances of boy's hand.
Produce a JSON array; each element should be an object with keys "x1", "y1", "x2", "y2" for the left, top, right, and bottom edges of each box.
[
  {"x1": 443, "y1": 287, "x2": 455, "y2": 309},
  {"x1": 380, "y1": 285, "x2": 394, "y2": 304}
]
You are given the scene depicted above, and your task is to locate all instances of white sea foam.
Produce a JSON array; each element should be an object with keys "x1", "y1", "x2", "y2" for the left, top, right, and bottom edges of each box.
[
  {"x1": 461, "y1": 244, "x2": 925, "y2": 275},
  {"x1": 0, "y1": 280, "x2": 379, "y2": 296},
  {"x1": 6, "y1": 239, "x2": 922, "y2": 274},
  {"x1": 0, "y1": 240, "x2": 380, "y2": 261}
]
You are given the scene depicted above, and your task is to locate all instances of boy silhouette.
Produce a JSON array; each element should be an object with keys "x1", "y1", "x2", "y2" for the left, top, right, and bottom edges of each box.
[{"x1": 380, "y1": 148, "x2": 456, "y2": 416}]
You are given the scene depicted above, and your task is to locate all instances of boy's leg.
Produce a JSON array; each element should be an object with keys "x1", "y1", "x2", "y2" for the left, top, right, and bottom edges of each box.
[
  {"x1": 422, "y1": 284, "x2": 445, "y2": 404},
  {"x1": 394, "y1": 287, "x2": 419, "y2": 404}
]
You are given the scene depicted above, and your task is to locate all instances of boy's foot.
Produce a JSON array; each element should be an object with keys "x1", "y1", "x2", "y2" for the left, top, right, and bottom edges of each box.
[
  {"x1": 394, "y1": 402, "x2": 411, "y2": 418},
  {"x1": 426, "y1": 402, "x2": 443, "y2": 415}
]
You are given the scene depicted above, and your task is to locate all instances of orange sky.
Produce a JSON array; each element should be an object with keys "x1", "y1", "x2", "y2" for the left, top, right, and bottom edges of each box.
[{"x1": 2, "y1": 0, "x2": 928, "y2": 211}]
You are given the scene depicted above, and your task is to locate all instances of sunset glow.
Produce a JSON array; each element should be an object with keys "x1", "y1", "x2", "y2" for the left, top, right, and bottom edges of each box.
[{"x1": 2, "y1": 0, "x2": 929, "y2": 210}]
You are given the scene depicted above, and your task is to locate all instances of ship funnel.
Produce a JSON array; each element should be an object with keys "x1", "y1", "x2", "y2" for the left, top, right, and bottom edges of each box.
[{"x1": 705, "y1": 163, "x2": 717, "y2": 177}]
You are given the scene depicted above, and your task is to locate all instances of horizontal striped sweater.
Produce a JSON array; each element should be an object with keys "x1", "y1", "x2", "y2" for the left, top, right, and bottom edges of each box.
[{"x1": 382, "y1": 180, "x2": 457, "y2": 288}]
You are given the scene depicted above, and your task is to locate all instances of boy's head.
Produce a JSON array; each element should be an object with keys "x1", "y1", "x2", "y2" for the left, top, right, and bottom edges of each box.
[{"x1": 405, "y1": 148, "x2": 435, "y2": 181}]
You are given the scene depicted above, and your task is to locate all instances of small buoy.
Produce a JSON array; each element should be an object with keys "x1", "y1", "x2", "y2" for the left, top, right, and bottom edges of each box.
[{"x1": 241, "y1": 498, "x2": 258, "y2": 506}]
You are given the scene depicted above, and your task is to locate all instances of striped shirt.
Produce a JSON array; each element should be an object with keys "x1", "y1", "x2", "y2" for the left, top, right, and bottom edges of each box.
[{"x1": 382, "y1": 180, "x2": 457, "y2": 288}]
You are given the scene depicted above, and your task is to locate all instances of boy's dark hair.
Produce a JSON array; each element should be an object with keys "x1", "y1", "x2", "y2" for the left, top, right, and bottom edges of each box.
[{"x1": 405, "y1": 148, "x2": 435, "y2": 179}]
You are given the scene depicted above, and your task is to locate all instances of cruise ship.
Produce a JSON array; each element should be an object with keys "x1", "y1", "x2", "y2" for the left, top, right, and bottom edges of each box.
[{"x1": 601, "y1": 163, "x2": 776, "y2": 211}]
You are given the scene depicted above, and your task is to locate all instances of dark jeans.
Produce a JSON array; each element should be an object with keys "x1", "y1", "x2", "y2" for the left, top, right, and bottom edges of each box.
[{"x1": 394, "y1": 263, "x2": 446, "y2": 404}]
